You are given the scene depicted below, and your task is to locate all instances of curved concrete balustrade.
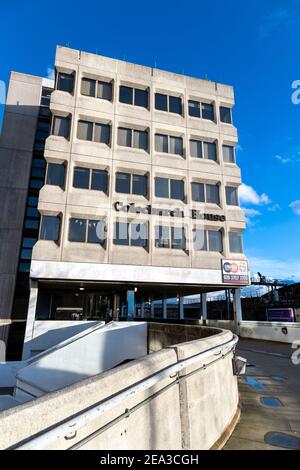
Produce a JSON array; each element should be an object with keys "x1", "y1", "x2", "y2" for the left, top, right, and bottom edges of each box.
[{"x1": 0, "y1": 323, "x2": 239, "y2": 450}]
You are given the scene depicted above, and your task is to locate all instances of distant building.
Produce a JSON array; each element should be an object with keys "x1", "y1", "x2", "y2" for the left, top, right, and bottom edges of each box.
[{"x1": 0, "y1": 46, "x2": 249, "y2": 360}]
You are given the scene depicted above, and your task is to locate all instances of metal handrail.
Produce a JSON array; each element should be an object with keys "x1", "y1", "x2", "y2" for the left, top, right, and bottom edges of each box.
[{"x1": 15, "y1": 334, "x2": 238, "y2": 450}]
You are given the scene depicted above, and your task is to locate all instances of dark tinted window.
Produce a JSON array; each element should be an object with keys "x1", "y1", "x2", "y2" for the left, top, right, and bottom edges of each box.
[
  {"x1": 22, "y1": 238, "x2": 37, "y2": 248},
  {"x1": 119, "y1": 86, "x2": 133, "y2": 104},
  {"x1": 40, "y1": 216, "x2": 60, "y2": 241},
  {"x1": 202, "y1": 103, "x2": 214, "y2": 121},
  {"x1": 226, "y1": 186, "x2": 239, "y2": 206},
  {"x1": 81, "y1": 78, "x2": 96, "y2": 97},
  {"x1": 133, "y1": 130, "x2": 148, "y2": 150},
  {"x1": 57, "y1": 73, "x2": 74, "y2": 93},
  {"x1": 223, "y1": 145, "x2": 235, "y2": 163},
  {"x1": 229, "y1": 232, "x2": 243, "y2": 253},
  {"x1": 170, "y1": 179, "x2": 184, "y2": 200},
  {"x1": 191, "y1": 182, "x2": 205, "y2": 202},
  {"x1": 171, "y1": 227, "x2": 186, "y2": 250},
  {"x1": 94, "y1": 123, "x2": 110, "y2": 144},
  {"x1": 188, "y1": 100, "x2": 201, "y2": 118},
  {"x1": 52, "y1": 116, "x2": 70, "y2": 138},
  {"x1": 170, "y1": 136, "x2": 183, "y2": 156},
  {"x1": 46, "y1": 163, "x2": 65, "y2": 187},
  {"x1": 190, "y1": 139, "x2": 202, "y2": 158},
  {"x1": 208, "y1": 230, "x2": 223, "y2": 252},
  {"x1": 132, "y1": 174, "x2": 147, "y2": 196},
  {"x1": 155, "y1": 225, "x2": 170, "y2": 248},
  {"x1": 169, "y1": 96, "x2": 182, "y2": 115},
  {"x1": 155, "y1": 177, "x2": 169, "y2": 198},
  {"x1": 118, "y1": 127, "x2": 132, "y2": 147},
  {"x1": 116, "y1": 172, "x2": 131, "y2": 193},
  {"x1": 88, "y1": 220, "x2": 105, "y2": 244},
  {"x1": 114, "y1": 222, "x2": 129, "y2": 245},
  {"x1": 69, "y1": 218, "x2": 86, "y2": 242},
  {"x1": 135, "y1": 89, "x2": 148, "y2": 108},
  {"x1": 131, "y1": 223, "x2": 148, "y2": 247},
  {"x1": 97, "y1": 81, "x2": 112, "y2": 101},
  {"x1": 155, "y1": 134, "x2": 168, "y2": 153},
  {"x1": 220, "y1": 106, "x2": 232, "y2": 124},
  {"x1": 203, "y1": 142, "x2": 217, "y2": 161},
  {"x1": 155, "y1": 93, "x2": 168, "y2": 111},
  {"x1": 91, "y1": 169, "x2": 108, "y2": 192},
  {"x1": 73, "y1": 167, "x2": 90, "y2": 189},
  {"x1": 206, "y1": 184, "x2": 220, "y2": 204}
]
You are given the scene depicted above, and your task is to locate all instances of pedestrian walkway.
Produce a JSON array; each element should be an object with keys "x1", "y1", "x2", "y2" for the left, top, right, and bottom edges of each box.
[{"x1": 224, "y1": 338, "x2": 300, "y2": 450}]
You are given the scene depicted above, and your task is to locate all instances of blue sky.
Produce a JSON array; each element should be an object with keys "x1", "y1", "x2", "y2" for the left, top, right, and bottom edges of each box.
[{"x1": 1, "y1": 0, "x2": 300, "y2": 279}]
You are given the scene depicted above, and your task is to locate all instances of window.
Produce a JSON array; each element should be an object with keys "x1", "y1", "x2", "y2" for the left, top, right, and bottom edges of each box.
[
  {"x1": 190, "y1": 140, "x2": 217, "y2": 161},
  {"x1": 194, "y1": 230, "x2": 223, "y2": 252},
  {"x1": 91, "y1": 169, "x2": 108, "y2": 191},
  {"x1": 40, "y1": 216, "x2": 60, "y2": 241},
  {"x1": 220, "y1": 106, "x2": 232, "y2": 124},
  {"x1": 191, "y1": 182, "x2": 205, "y2": 202},
  {"x1": 155, "y1": 177, "x2": 184, "y2": 200},
  {"x1": 155, "y1": 226, "x2": 186, "y2": 250},
  {"x1": 117, "y1": 127, "x2": 148, "y2": 150},
  {"x1": 73, "y1": 167, "x2": 108, "y2": 192},
  {"x1": 52, "y1": 116, "x2": 70, "y2": 138},
  {"x1": 69, "y1": 218, "x2": 106, "y2": 244},
  {"x1": 114, "y1": 222, "x2": 148, "y2": 247},
  {"x1": 81, "y1": 78, "x2": 112, "y2": 101},
  {"x1": 22, "y1": 238, "x2": 37, "y2": 248},
  {"x1": 77, "y1": 120, "x2": 110, "y2": 145},
  {"x1": 119, "y1": 86, "x2": 148, "y2": 108},
  {"x1": 226, "y1": 186, "x2": 239, "y2": 206},
  {"x1": 155, "y1": 93, "x2": 182, "y2": 115},
  {"x1": 115, "y1": 172, "x2": 147, "y2": 196},
  {"x1": 203, "y1": 142, "x2": 217, "y2": 161},
  {"x1": 40, "y1": 87, "x2": 52, "y2": 107},
  {"x1": 223, "y1": 145, "x2": 235, "y2": 163},
  {"x1": 190, "y1": 140, "x2": 202, "y2": 158},
  {"x1": 155, "y1": 134, "x2": 183, "y2": 156},
  {"x1": 57, "y1": 73, "x2": 74, "y2": 93},
  {"x1": 46, "y1": 163, "x2": 65, "y2": 187},
  {"x1": 188, "y1": 100, "x2": 214, "y2": 121},
  {"x1": 206, "y1": 184, "x2": 220, "y2": 204},
  {"x1": 229, "y1": 232, "x2": 243, "y2": 253}
]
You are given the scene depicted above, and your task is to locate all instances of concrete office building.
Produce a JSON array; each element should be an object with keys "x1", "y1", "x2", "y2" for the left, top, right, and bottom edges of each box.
[{"x1": 0, "y1": 46, "x2": 249, "y2": 360}]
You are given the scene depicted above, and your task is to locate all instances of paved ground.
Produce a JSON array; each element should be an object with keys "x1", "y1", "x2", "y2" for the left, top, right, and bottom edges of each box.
[{"x1": 224, "y1": 338, "x2": 300, "y2": 450}]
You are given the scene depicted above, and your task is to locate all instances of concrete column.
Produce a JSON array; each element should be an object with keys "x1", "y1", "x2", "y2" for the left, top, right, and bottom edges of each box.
[
  {"x1": 112, "y1": 293, "x2": 120, "y2": 321},
  {"x1": 127, "y1": 290, "x2": 135, "y2": 321},
  {"x1": 162, "y1": 296, "x2": 167, "y2": 320},
  {"x1": 233, "y1": 288, "x2": 242, "y2": 330},
  {"x1": 201, "y1": 293, "x2": 207, "y2": 324},
  {"x1": 22, "y1": 280, "x2": 38, "y2": 360},
  {"x1": 179, "y1": 296, "x2": 184, "y2": 320}
]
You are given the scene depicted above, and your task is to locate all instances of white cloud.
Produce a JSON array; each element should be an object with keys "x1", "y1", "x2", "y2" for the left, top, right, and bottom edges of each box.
[
  {"x1": 267, "y1": 203, "x2": 281, "y2": 212},
  {"x1": 249, "y1": 256, "x2": 300, "y2": 280},
  {"x1": 259, "y1": 8, "x2": 290, "y2": 39},
  {"x1": 46, "y1": 67, "x2": 55, "y2": 80},
  {"x1": 289, "y1": 200, "x2": 300, "y2": 215},
  {"x1": 275, "y1": 154, "x2": 291, "y2": 164},
  {"x1": 242, "y1": 208, "x2": 261, "y2": 217},
  {"x1": 239, "y1": 183, "x2": 271, "y2": 206}
]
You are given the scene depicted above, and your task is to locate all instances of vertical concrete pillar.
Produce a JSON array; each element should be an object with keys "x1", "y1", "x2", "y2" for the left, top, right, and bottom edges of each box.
[
  {"x1": 162, "y1": 296, "x2": 167, "y2": 320},
  {"x1": 127, "y1": 290, "x2": 135, "y2": 321},
  {"x1": 179, "y1": 296, "x2": 184, "y2": 320},
  {"x1": 233, "y1": 288, "x2": 242, "y2": 332},
  {"x1": 22, "y1": 280, "x2": 38, "y2": 360},
  {"x1": 201, "y1": 293, "x2": 207, "y2": 324},
  {"x1": 112, "y1": 293, "x2": 120, "y2": 321}
]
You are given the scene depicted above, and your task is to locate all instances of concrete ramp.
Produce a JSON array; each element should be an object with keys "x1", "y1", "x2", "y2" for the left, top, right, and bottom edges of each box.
[{"x1": 15, "y1": 322, "x2": 147, "y2": 401}]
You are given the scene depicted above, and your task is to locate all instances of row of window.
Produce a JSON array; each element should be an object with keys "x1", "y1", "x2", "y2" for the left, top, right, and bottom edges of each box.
[
  {"x1": 56, "y1": 72, "x2": 233, "y2": 124},
  {"x1": 39, "y1": 215, "x2": 243, "y2": 253},
  {"x1": 52, "y1": 116, "x2": 236, "y2": 162},
  {"x1": 45, "y1": 163, "x2": 240, "y2": 206}
]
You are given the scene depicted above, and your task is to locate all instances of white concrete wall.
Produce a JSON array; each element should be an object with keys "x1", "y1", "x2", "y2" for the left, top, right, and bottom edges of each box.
[
  {"x1": 0, "y1": 325, "x2": 239, "y2": 450},
  {"x1": 239, "y1": 321, "x2": 300, "y2": 344}
]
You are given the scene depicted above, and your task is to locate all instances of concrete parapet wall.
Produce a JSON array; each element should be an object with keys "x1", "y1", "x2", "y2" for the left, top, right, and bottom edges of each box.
[
  {"x1": 239, "y1": 321, "x2": 300, "y2": 344},
  {"x1": 0, "y1": 323, "x2": 238, "y2": 450}
]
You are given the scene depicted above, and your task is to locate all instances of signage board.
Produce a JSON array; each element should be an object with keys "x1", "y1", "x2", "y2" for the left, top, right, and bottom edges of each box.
[{"x1": 222, "y1": 259, "x2": 249, "y2": 285}]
